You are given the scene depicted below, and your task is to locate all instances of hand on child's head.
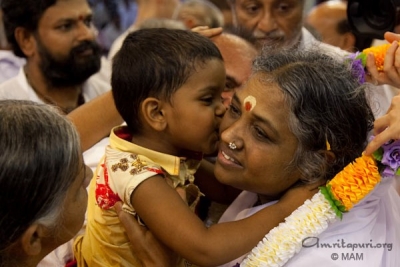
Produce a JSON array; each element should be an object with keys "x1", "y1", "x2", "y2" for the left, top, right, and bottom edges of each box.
[{"x1": 191, "y1": 26, "x2": 223, "y2": 38}]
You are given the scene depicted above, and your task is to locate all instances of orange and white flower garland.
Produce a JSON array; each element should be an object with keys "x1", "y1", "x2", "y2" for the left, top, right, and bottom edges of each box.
[{"x1": 241, "y1": 138, "x2": 400, "y2": 266}]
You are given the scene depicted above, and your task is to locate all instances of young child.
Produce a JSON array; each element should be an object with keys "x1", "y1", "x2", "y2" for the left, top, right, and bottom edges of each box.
[{"x1": 73, "y1": 28, "x2": 313, "y2": 266}]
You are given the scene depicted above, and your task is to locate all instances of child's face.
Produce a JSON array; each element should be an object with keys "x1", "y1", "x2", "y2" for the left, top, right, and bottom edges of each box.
[{"x1": 163, "y1": 58, "x2": 226, "y2": 155}]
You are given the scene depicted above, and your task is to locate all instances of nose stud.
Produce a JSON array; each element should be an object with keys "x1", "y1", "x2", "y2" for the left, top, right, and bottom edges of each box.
[{"x1": 228, "y1": 142, "x2": 237, "y2": 150}]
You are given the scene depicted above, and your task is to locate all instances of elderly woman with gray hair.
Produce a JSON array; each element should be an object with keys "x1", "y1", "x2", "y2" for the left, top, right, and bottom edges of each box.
[{"x1": 0, "y1": 100, "x2": 91, "y2": 267}]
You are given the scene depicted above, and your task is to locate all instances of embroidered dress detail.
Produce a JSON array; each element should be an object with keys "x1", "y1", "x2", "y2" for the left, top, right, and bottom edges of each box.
[
  {"x1": 111, "y1": 155, "x2": 148, "y2": 175},
  {"x1": 95, "y1": 148, "x2": 164, "y2": 210}
]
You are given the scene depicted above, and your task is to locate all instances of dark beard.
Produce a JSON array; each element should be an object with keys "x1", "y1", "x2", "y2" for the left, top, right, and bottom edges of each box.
[{"x1": 37, "y1": 39, "x2": 102, "y2": 88}]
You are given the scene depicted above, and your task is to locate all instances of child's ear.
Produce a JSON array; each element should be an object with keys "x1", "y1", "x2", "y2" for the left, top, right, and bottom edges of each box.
[
  {"x1": 141, "y1": 97, "x2": 167, "y2": 131},
  {"x1": 21, "y1": 224, "x2": 43, "y2": 256}
]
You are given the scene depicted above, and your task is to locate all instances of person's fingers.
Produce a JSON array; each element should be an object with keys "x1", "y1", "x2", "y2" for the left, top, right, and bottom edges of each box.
[
  {"x1": 365, "y1": 131, "x2": 391, "y2": 155},
  {"x1": 383, "y1": 42, "x2": 397, "y2": 70},
  {"x1": 364, "y1": 130, "x2": 388, "y2": 156},
  {"x1": 192, "y1": 26, "x2": 223, "y2": 38},
  {"x1": 382, "y1": 42, "x2": 400, "y2": 85},
  {"x1": 384, "y1": 32, "x2": 400, "y2": 43},
  {"x1": 191, "y1": 25, "x2": 209, "y2": 32},
  {"x1": 366, "y1": 46, "x2": 400, "y2": 87},
  {"x1": 365, "y1": 53, "x2": 381, "y2": 85},
  {"x1": 281, "y1": 180, "x2": 321, "y2": 204},
  {"x1": 115, "y1": 202, "x2": 178, "y2": 266},
  {"x1": 365, "y1": 125, "x2": 400, "y2": 156},
  {"x1": 304, "y1": 179, "x2": 326, "y2": 191},
  {"x1": 175, "y1": 187, "x2": 187, "y2": 201},
  {"x1": 394, "y1": 44, "x2": 400, "y2": 69},
  {"x1": 115, "y1": 202, "x2": 145, "y2": 242},
  {"x1": 373, "y1": 115, "x2": 391, "y2": 135},
  {"x1": 366, "y1": 53, "x2": 378, "y2": 75},
  {"x1": 115, "y1": 201, "x2": 123, "y2": 213},
  {"x1": 365, "y1": 96, "x2": 400, "y2": 155}
]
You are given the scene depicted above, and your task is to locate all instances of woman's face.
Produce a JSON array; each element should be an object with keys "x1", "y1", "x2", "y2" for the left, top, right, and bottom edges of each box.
[
  {"x1": 49, "y1": 160, "x2": 92, "y2": 247},
  {"x1": 214, "y1": 73, "x2": 301, "y2": 200}
]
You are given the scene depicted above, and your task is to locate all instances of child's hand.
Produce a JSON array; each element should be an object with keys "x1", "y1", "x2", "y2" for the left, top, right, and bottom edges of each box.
[
  {"x1": 364, "y1": 94, "x2": 400, "y2": 155},
  {"x1": 191, "y1": 26, "x2": 223, "y2": 38},
  {"x1": 278, "y1": 181, "x2": 322, "y2": 214},
  {"x1": 115, "y1": 202, "x2": 178, "y2": 267}
]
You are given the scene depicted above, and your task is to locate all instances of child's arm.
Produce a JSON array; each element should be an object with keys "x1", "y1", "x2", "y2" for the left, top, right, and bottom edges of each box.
[
  {"x1": 67, "y1": 91, "x2": 123, "y2": 151},
  {"x1": 194, "y1": 159, "x2": 241, "y2": 204},
  {"x1": 132, "y1": 175, "x2": 318, "y2": 266}
]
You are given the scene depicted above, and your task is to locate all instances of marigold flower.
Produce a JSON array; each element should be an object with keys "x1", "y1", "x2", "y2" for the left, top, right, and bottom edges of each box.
[
  {"x1": 328, "y1": 155, "x2": 380, "y2": 211},
  {"x1": 362, "y1": 43, "x2": 398, "y2": 71}
]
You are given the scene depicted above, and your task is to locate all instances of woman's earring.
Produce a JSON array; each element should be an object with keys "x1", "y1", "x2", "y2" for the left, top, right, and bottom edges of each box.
[{"x1": 229, "y1": 142, "x2": 237, "y2": 150}]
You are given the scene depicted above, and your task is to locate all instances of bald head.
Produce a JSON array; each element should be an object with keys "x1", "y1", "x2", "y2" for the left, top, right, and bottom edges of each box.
[
  {"x1": 211, "y1": 33, "x2": 258, "y2": 107},
  {"x1": 173, "y1": 0, "x2": 224, "y2": 29},
  {"x1": 135, "y1": 0, "x2": 180, "y2": 26},
  {"x1": 306, "y1": 1, "x2": 356, "y2": 51}
]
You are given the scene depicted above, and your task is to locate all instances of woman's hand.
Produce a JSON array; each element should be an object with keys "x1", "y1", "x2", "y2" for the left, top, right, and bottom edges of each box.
[{"x1": 115, "y1": 202, "x2": 178, "y2": 267}]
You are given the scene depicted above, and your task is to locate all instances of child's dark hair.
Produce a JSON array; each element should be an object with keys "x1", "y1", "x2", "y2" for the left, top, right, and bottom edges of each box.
[{"x1": 111, "y1": 28, "x2": 223, "y2": 134}]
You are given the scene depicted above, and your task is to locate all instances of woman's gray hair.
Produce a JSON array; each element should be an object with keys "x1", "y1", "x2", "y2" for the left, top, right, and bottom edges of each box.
[
  {"x1": 253, "y1": 45, "x2": 374, "y2": 183},
  {"x1": 0, "y1": 100, "x2": 81, "y2": 257}
]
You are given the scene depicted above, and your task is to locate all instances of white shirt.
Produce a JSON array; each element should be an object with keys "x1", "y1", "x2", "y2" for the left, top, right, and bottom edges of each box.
[
  {"x1": 0, "y1": 50, "x2": 25, "y2": 84},
  {"x1": 0, "y1": 67, "x2": 110, "y2": 102}
]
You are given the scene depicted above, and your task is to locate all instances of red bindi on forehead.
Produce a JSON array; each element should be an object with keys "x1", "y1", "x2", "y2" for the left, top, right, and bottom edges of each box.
[
  {"x1": 244, "y1": 95, "x2": 257, "y2": 112},
  {"x1": 245, "y1": 101, "x2": 252, "y2": 111}
]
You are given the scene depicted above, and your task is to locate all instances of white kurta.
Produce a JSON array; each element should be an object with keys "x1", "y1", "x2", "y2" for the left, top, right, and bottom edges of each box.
[{"x1": 0, "y1": 50, "x2": 25, "y2": 84}]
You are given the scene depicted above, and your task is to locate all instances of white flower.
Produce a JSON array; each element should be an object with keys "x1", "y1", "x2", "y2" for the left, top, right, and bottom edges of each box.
[{"x1": 241, "y1": 192, "x2": 337, "y2": 267}]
